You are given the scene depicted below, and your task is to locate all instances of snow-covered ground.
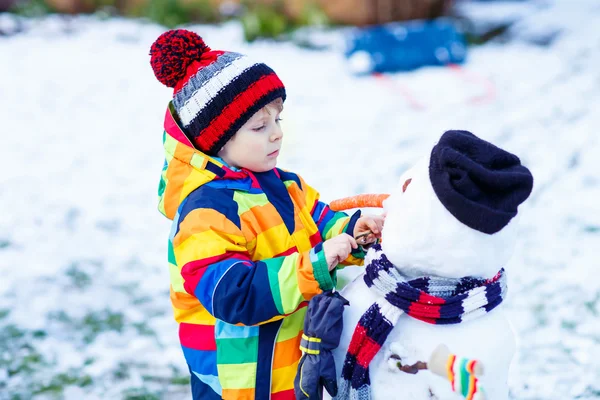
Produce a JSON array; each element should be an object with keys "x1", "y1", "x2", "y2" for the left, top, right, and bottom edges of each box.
[{"x1": 1, "y1": 1, "x2": 599, "y2": 398}]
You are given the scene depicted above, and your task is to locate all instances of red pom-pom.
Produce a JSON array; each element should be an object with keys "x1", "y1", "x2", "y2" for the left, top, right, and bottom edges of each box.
[{"x1": 150, "y1": 29, "x2": 211, "y2": 88}]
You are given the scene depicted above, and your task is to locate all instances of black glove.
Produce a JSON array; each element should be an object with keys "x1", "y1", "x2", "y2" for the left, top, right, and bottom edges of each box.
[{"x1": 294, "y1": 291, "x2": 349, "y2": 399}]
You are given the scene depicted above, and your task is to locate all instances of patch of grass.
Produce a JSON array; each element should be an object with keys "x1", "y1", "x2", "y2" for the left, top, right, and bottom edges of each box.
[
  {"x1": 142, "y1": 374, "x2": 169, "y2": 383},
  {"x1": 49, "y1": 308, "x2": 126, "y2": 344},
  {"x1": 48, "y1": 310, "x2": 74, "y2": 324},
  {"x1": 32, "y1": 329, "x2": 47, "y2": 338},
  {"x1": 561, "y1": 320, "x2": 577, "y2": 331},
  {"x1": 122, "y1": 388, "x2": 162, "y2": 400},
  {"x1": 575, "y1": 387, "x2": 600, "y2": 398},
  {"x1": 0, "y1": 322, "x2": 50, "y2": 395},
  {"x1": 9, "y1": 0, "x2": 55, "y2": 17},
  {"x1": 132, "y1": 295, "x2": 152, "y2": 305},
  {"x1": 241, "y1": 1, "x2": 329, "y2": 42},
  {"x1": 1, "y1": 321, "x2": 99, "y2": 398},
  {"x1": 113, "y1": 362, "x2": 131, "y2": 381},
  {"x1": 133, "y1": 321, "x2": 156, "y2": 337},
  {"x1": 4, "y1": 323, "x2": 25, "y2": 341},
  {"x1": 65, "y1": 262, "x2": 93, "y2": 289},
  {"x1": 583, "y1": 225, "x2": 600, "y2": 233},
  {"x1": 1, "y1": 318, "x2": 186, "y2": 398},
  {"x1": 33, "y1": 371, "x2": 93, "y2": 395},
  {"x1": 583, "y1": 292, "x2": 600, "y2": 316},
  {"x1": 81, "y1": 309, "x2": 125, "y2": 343},
  {"x1": 11, "y1": 0, "x2": 330, "y2": 41},
  {"x1": 241, "y1": 3, "x2": 287, "y2": 42},
  {"x1": 170, "y1": 375, "x2": 190, "y2": 385},
  {"x1": 169, "y1": 363, "x2": 190, "y2": 385},
  {"x1": 132, "y1": 0, "x2": 220, "y2": 28},
  {"x1": 532, "y1": 303, "x2": 548, "y2": 327}
]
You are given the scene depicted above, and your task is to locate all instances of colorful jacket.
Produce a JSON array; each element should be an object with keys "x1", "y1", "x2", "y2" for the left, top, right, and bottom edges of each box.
[{"x1": 158, "y1": 104, "x2": 365, "y2": 400}]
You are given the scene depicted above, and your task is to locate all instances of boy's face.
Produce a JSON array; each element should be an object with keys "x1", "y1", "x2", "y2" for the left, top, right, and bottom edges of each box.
[{"x1": 218, "y1": 99, "x2": 283, "y2": 172}]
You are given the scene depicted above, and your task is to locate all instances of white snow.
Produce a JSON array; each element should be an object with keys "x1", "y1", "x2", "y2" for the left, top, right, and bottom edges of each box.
[{"x1": 1, "y1": 0, "x2": 599, "y2": 398}]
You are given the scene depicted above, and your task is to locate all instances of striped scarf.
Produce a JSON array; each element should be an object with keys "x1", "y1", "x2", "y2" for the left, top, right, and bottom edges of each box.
[{"x1": 336, "y1": 244, "x2": 506, "y2": 400}]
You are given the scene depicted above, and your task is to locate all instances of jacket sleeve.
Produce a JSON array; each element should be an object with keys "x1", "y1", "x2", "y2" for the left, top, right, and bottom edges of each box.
[
  {"x1": 173, "y1": 207, "x2": 336, "y2": 326},
  {"x1": 299, "y1": 176, "x2": 365, "y2": 266}
]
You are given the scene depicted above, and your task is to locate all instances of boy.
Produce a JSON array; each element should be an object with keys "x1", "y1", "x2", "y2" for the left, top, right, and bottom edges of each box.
[{"x1": 150, "y1": 29, "x2": 384, "y2": 400}]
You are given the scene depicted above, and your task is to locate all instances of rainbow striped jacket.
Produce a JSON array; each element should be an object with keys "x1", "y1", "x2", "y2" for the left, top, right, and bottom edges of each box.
[{"x1": 158, "y1": 105, "x2": 365, "y2": 400}]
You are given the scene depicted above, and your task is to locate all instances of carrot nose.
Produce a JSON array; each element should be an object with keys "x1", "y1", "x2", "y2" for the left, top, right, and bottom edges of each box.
[{"x1": 330, "y1": 194, "x2": 390, "y2": 211}]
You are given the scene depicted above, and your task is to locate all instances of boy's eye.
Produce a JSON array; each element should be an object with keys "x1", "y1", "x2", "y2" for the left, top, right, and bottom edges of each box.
[
  {"x1": 252, "y1": 125, "x2": 266, "y2": 131},
  {"x1": 276, "y1": 117, "x2": 283, "y2": 123}
]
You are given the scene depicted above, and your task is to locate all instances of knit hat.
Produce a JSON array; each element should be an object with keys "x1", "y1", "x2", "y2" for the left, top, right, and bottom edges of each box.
[
  {"x1": 429, "y1": 130, "x2": 534, "y2": 234},
  {"x1": 150, "y1": 29, "x2": 286, "y2": 155}
]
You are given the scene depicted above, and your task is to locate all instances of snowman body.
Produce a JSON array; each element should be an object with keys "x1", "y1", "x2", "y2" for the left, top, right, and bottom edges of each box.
[
  {"x1": 331, "y1": 140, "x2": 532, "y2": 400},
  {"x1": 334, "y1": 272, "x2": 515, "y2": 399}
]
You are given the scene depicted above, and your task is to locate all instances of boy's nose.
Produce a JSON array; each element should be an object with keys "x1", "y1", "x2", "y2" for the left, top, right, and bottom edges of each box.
[{"x1": 271, "y1": 125, "x2": 283, "y2": 142}]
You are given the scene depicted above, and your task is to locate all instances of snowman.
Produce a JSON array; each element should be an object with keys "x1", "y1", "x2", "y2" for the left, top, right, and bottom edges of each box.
[{"x1": 330, "y1": 130, "x2": 534, "y2": 400}]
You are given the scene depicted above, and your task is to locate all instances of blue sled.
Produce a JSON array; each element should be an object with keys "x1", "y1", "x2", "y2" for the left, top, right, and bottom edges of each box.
[{"x1": 345, "y1": 18, "x2": 467, "y2": 75}]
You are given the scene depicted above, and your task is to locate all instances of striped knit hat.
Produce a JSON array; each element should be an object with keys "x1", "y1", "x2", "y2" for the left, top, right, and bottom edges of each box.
[{"x1": 150, "y1": 29, "x2": 286, "y2": 155}]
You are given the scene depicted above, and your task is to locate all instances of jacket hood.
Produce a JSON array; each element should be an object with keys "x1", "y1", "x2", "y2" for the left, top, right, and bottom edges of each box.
[{"x1": 157, "y1": 103, "x2": 249, "y2": 220}]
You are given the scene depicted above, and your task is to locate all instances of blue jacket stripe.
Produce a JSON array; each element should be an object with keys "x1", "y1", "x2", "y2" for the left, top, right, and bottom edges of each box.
[
  {"x1": 176, "y1": 185, "x2": 241, "y2": 236},
  {"x1": 190, "y1": 370, "x2": 222, "y2": 400},
  {"x1": 316, "y1": 207, "x2": 337, "y2": 234},
  {"x1": 256, "y1": 320, "x2": 283, "y2": 400},
  {"x1": 194, "y1": 259, "x2": 243, "y2": 315},
  {"x1": 212, "y1": 261, "x2": 281, "y2": 325},
  {"x1": 254, "y1": 170, "x2": 295, "y2": 234},
  {"x1": 311, "y1": 201, "x2": 326, "y2": 226},
  {"x1": 182, "y1": 346, "x2": 218, "y2": 375},
  {"x1": 277, "y1": 169, "x2": 302, "y2": 188}
]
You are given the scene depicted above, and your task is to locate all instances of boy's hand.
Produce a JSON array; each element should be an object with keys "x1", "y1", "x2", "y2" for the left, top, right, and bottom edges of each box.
[
  {"x1": 354, "y1": 215, "x2": 385, "y2": 246},
  {"x1": 322, "y1": 234, "x2": 358, "y2": 271}
]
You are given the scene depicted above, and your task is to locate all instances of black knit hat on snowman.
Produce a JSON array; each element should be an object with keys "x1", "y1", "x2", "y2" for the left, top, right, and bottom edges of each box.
[{"x1": 429, "y1": 130, "x2": 534, "y2": 234}]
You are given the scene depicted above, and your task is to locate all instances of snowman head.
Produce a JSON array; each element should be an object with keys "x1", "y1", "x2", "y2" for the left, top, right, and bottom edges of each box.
[{"x1": 381, "y1": 130, "x2": 533, "y2": 279}]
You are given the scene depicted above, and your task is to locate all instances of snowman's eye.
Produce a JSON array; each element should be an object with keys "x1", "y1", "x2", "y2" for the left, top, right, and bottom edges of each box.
[{"x1": 402, "y1": 178, "x2": 412, "y2": 193}]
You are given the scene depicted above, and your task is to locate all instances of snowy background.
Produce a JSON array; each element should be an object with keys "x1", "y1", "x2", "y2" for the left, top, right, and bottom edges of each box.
[{"x1": 1, "y1": 0, "x2": 599, "y2": 398}]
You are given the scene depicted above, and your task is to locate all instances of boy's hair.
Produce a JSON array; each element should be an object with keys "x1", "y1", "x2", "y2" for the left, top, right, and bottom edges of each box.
[
  {"x1": 150, "y1": 29, "x2": 286, "y2": 155},
  {"x1": 263, "y1": 98, "x2": 284, "y2": 115}
]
